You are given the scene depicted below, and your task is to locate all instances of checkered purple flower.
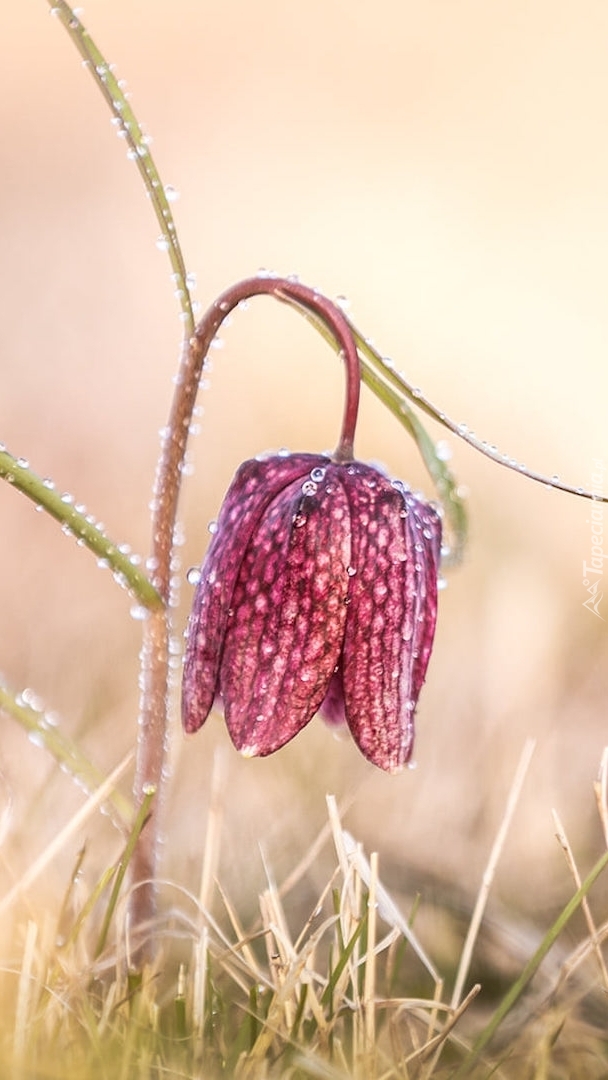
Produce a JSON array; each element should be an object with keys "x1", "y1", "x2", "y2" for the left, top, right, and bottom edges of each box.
[{"x1": 181, "y1": 451, "x2": 441, "y2": 772}]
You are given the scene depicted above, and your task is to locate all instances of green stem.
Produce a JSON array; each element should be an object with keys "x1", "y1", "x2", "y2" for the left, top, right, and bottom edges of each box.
[
  {"x1": 0, "y1": 448, "x2": 161, "y2": 611},
  {"x1": 46, "y1": 0, "x2": 195, "y2": 335},
  {"x1": 0, "y1": 682, "x2": 134, "y2": 830}
]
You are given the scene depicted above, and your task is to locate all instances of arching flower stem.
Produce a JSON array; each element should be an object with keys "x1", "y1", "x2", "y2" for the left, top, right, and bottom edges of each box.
[{"x1": 131, "y1": 276, "x2": 362, "y2": 937}]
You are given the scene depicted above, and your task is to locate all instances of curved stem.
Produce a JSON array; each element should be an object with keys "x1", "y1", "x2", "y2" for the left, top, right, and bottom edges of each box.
[{"x1": 130, "y1": 276, "x2": 362, "y2": 939}]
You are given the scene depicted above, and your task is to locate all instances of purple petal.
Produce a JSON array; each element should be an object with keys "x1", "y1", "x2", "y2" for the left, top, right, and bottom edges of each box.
[
  {"x1": 338, "y1": 465, "x2": 441, "y2": 773},
  {"x1": 182, "y1": 453, "x2": 326, "y2": 733},
  {"x1": 319, "y1": 665, "x2": 347, "y2": 727},
  {"x1": 220, "y1": 470, "x2": 351, "y2": 756}
]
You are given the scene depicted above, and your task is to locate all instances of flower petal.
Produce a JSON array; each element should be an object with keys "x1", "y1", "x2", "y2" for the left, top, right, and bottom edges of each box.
[
  {"x1": 220, "y1": 470, "x2": 351, "y2": 756},
  {"x1": 319, "y1": 665, "x2": 347, "y2": 726},
  {"x1": 182, "y1": 453, "x2": 325, "y2": 733},
  {"x1": 339, "y1": 465, "x2": 441, "y2": 772}
]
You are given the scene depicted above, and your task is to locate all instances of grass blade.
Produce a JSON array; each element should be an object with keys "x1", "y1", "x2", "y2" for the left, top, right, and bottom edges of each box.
[
  {"x1": 0, "y1": 448, "x2": 161, "y2": 611},
  {"x1": 94, "y1": 784, "x2": 156, "y2": 959},
  {"x1": 0, "y1": 682, "x2": 134, "y2": 830},
  {"x1": 46, "y1": 0, "x2": 195, "y2": 335},
  {"x1": 454, "y1": 845, "x2": 608, "y2": 1076}
]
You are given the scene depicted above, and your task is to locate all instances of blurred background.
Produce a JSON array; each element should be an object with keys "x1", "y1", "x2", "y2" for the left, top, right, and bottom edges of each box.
[{"x1": 1, "y1": 0, "x2": 608, "y2": 971}]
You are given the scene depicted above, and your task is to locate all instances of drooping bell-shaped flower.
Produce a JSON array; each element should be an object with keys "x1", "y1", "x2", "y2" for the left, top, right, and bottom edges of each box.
[
  {"x1": 182, "y1": 452, "x2": 441, "y2": 771},
  {"x1": 181, "y1": 276, "x2": 442, "y2": 772}
]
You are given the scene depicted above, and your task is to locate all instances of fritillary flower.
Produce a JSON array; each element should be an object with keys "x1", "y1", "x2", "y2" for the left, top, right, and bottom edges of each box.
[{"x1": 181, "y1": 277, "x2": 442, "y2": 772}]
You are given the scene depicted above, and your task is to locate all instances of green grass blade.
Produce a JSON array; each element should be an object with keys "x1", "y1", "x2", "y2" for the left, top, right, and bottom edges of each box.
[
  {"x1": 94, "y1": 785, "x2": 156, "y2": 959},
  {"x1": 320, "y1": 911, "x2": 368, "y2": 1010},
  {"x1": 46, "y1": 0, "x2": 195, "y2": 335},
  {"x1": 454, "y1": 846, "x2": 608, "y2": 1076},
  {"x1": 0, "y1": 682, "x2": 134, "y2": 829},
  {"x1": 0, "y1": 448, "x2": 162, "y2": 610}
]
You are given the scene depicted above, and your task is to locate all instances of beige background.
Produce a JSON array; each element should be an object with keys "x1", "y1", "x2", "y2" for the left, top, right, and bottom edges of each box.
[{"x1": 1, "y1": 2, "x2": 607, "y2": 946}]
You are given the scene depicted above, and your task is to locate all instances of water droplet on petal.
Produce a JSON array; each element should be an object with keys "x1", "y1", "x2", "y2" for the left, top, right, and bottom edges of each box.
[{"x1": 208, "y1": 520, "x2": 218, "y2": 534}]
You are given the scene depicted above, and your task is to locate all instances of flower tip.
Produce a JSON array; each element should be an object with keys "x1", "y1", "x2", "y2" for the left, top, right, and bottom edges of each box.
[{"x1": 240, "y1": 743, "x2": 261, "y2": 759}]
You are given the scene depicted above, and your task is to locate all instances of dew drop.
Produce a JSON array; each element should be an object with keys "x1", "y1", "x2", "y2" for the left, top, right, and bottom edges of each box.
[
  {"x1": 130, "y1": 604, "x2": 148, "y2": 621},
  {"x1": 208, "y1": 520, "x2": 218, "y2": 535},
  {"x1": 346, "y1": 566, "x2": 357, "y2": 577},
  {"x1": 164, "y1": 184, "x2": 180, "y2": 202},
  {"x1": 156, "y1": 235, "x2": 170, "y2": 252},
  {"x1": 22, "y1": 687, "x2": 44, "y2": 712},
  {"x1": 310, "y1": 467, "x2": 326, "y2": 483},
  {"x1": 435, "y1": 441, "x2": 452, "y2": 463},
  {"x1": 301, "y1": 480, "x2": 317, "y2": 496}
]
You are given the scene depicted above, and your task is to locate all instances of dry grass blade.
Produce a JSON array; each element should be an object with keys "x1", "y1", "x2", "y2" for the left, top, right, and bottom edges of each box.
[
  {"x1": 12, "y1": 920, "x2": 38, "y2": 1068},
  {"x1": 552, "y1": 808, "x2": 608, "y2": 992},
  {"x1": 198, "y1": 746, "x2": 227, "y2": 914},
  {"x1": 0, "y1": 751, "x2": 134, "y2": 918},
  {"x1": 593, "y1": 746, "x2": 608, "y2": 848},
  {"x1": 451, "y1": 738, "x2": 536, "y2": 1010},
  {"x1": 339, "y1": 827, "x2": 440, "y2": 986}
]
